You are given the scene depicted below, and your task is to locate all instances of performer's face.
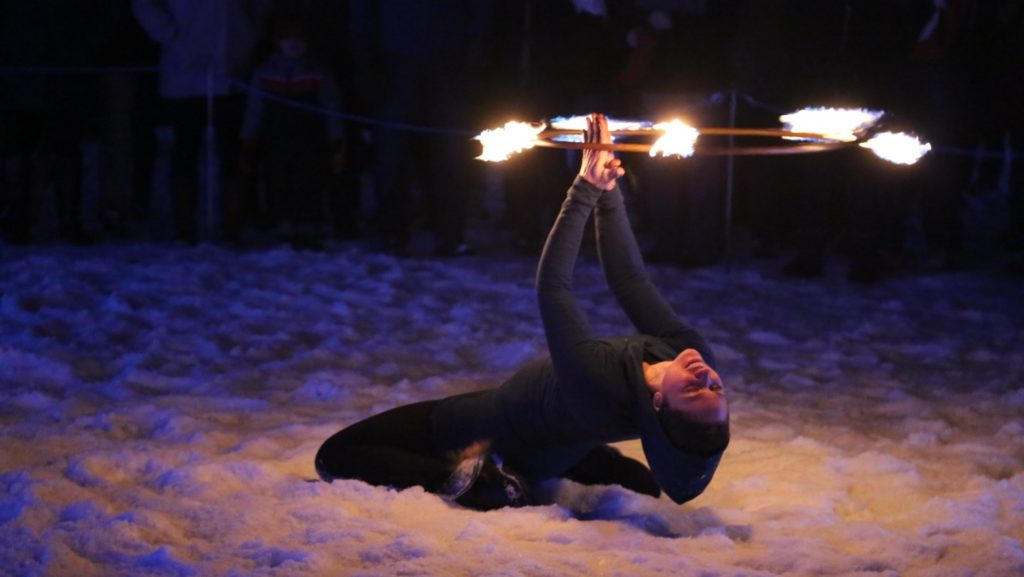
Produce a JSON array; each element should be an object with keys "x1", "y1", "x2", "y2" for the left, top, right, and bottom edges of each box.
[{"x1": 656, "y1": 349, "x2": 728, "y2": 424}]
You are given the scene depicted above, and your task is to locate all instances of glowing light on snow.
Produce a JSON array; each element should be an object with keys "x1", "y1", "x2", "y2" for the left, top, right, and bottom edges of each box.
[
  {"x1": 859, "y1": 131, "x2": 931, "y2": 165},
  {"x1": 475, "y1": 121, "x2": 546, "y2": 162},
  {"x1": 780, "y1": 107, "x2": 883, "y2": 142},
  {"x1": 649, "y1": 119, "x2": 699, "y2": 158}
]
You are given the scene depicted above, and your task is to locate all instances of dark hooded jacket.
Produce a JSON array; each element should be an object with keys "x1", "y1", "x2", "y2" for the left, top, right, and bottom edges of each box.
[{"x1": 432, "y1": 177, "x2": 725, "y2": 504}]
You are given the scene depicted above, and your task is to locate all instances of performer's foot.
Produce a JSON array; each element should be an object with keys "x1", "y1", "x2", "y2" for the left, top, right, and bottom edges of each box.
[
  {"x1": 451, "y1": 453, "x2": 532, "y2": 511},
  {"x1": 440, "y1": 451, "x2": 486, "y2": 500},
  {"x1": 562, "y1": 444, "x2": 661, "y2": 498}
]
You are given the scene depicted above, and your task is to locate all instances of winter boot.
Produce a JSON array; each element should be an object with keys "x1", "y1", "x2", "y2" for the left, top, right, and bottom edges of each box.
[{"x1": 458, "y1": 453, "x2": 531, "y2": 510}]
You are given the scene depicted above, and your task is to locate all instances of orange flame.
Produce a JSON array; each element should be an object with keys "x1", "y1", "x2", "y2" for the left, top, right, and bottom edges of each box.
[
  {"x1": 859, "y1": 132, "x2": 931, "y2": 165},
  {"x1": 780, "y1": 107, "x2": 883, "y2": 142},
  {"x1": 649, "y1": 120, "x2": 699, "y2": 158},
  {"x1": 475, "y1": 121, "x2": 546, "y2": 162}
]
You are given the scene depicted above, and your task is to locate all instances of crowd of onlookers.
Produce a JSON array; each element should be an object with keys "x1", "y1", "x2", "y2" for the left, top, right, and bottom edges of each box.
[{"x1": 0, "y1": 0, "x2": 1022, "y2": 279}]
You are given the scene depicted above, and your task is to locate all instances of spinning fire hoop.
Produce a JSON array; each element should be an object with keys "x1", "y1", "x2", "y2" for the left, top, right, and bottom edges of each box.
[{"x1": 476, "y1": 108, "x2": 932, "y2": 166}]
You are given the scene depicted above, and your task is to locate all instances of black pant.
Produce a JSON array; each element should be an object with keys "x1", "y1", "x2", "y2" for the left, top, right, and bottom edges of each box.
[
  {"x1": 370, "y1": 57, "x2": 471, "y2": 252},
  {"x1": 163, "y1": 96, "x2": 245, "y2": 242},
  {"x1": 1, "y1": 110, "x2": 88, "y2": 242},
  {"x1": 315, "y1": 400, "x2": 453, "y2": 491},
  {"x1": 314, "y1": 400, "x2": 661, "y2": 499}
]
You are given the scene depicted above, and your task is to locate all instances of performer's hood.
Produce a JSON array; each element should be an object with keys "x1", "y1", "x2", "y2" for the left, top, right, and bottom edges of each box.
[
  {"x1": 636, "y1": 387, "x2": 724, "y2": 504},
  {"x1": 632, "y1": 339, "x2": 725, "y2": 504}
]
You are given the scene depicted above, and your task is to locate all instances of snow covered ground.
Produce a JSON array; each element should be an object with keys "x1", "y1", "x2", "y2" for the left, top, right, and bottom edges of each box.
[{"x1": 1, "y1": 241, "x2": 1022, "y2": 577}]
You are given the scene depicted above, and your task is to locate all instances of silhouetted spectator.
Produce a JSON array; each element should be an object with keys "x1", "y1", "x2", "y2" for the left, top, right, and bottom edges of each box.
[
  {"x1": 240, "y1": 17, "x2": 346, "y2": 249},
  {"x1": 279, "y1": 0, "x2": 369, "y2": 240},
  {"x1": 628, "y1": 1, "x2": 738, "y2": 267},
  {"x1": 132, "y1": 0, "x2": 272, "y2": 244},
  {"x1": 900, "y1": 0, "x2": 975, "y2": 270},
  {"x1": 0, "y1": 1, "x2": 114, "y2": 244},
  {"x1": 969, "y1": 0, "x2": 1024, "y2": 272},
  {"x1": 348, "y1": 0, "x2": 494, "y2": 256},
  {"x1": 734, "y1": 0, "x2": 939, "y2": 282},
  {"x1": 731, "y1": 0, "x2": 852, "y2": 274},
  {"x1": 997, "y1": 3, "x2": 1024, "y2": 271},
  {"x1": 99, "y1": 0, "x2": 161, "y2": 239},
  {"x1": 491, "y1": 0, "x2": 623, "y2": 253}
]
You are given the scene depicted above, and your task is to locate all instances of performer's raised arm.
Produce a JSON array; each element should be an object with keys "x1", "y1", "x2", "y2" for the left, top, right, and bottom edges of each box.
[
  {"x1": 591, "y1": 134, "x2": 715, "y2": 363},
  {"x1": 535, "y1": 114, "x2": 624, "y2": 378}
]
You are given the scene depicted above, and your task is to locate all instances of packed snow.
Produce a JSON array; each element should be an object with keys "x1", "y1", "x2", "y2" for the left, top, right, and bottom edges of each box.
[{"x1": 1, "y1": 241, "x2": 1022, "y2": 577}]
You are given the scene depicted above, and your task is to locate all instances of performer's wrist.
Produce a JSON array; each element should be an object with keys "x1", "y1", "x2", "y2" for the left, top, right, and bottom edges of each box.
[{"x1": 572, "y1": 175, "x2": 605, "y2": 197}]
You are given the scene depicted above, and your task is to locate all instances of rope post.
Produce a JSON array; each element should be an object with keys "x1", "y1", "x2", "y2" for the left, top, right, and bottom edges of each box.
[
  {"x1": 724, "y1": 88, "x2": 737, "y2": 265},
  {"x1": 206, "y1": 65, "x2": 216, "y2": 241}
]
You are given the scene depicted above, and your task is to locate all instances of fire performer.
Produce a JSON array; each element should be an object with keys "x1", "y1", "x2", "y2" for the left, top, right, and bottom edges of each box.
[{"x1": 315, "y1": 114, "x2": 729, "y2": 510}]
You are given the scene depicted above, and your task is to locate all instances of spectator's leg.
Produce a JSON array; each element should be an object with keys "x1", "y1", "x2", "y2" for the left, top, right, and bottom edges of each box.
[
  {"x1": 370, "y1": 58, "x2": 428, "y2": 252},
  {"x1": 428, "y1": 69, "x2": 476, "y2": 256},
  {"x1": 372, "y1": 123, "x2": 415, "y2": 251},
  {"x1": 215, "y1": 95, "x2": 247, "y2": 243},
  {"x1": 48, "y1": 112, "x2": 88, "y2": 243},
  {"x1": 131, "y1": 72, "x2": 160, "y2": 225},
  {"x1": 166, "y1": 98, "x2": 204, "y2": 243},
  {"x1": 2, "y1": 155, "x2": 32, "y2": 244},
  {"x1": 2, "y1": 113, "x2": 36, "y2": 244},
  {"x1": 100, "y1": 72, "x2": 136, "y2": 236},
  {"x1": 328, "y1": 125, "x2": 366, "y2": 239}
]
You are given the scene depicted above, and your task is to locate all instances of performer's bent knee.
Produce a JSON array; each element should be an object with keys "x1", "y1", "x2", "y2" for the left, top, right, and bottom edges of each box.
[
  {"x1": 313, "y1": 428, "x2": 368, "y2": 483},
  {"x1": 314, "y1": 439, "x2": 345, "y2": 483}
]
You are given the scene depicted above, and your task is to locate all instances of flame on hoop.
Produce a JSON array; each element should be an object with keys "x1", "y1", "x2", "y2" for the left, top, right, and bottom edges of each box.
[
  {"x1": 780, "y1": 107, "x2": 884, "y2": 142},
  {"x1": 475, "y1": 121, "x2": 546, "y2": 162},
  {"x1": 649, "y1": 119, "x2": 699, "y2": 158},
  {"x1": 548, "y1": 115, "x2": 652, "y2": 142},
  {"x1": 859, "y1": 132, "x2": 931, "y2": 165}
]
